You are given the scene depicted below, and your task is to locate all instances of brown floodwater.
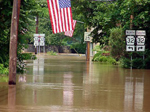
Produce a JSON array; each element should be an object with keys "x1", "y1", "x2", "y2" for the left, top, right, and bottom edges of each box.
[{"x1": 0, "y1": 55, "x2": 150, "y2": 112}]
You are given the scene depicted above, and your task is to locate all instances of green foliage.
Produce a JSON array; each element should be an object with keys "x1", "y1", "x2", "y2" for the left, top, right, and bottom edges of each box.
[
  {"x1": 72, "y1": 0, "x2": 150, "y2": 50},
  {"x1": 19, "y1": 53, "x2": 36, "y2": 60},
  {"x1": 120, "y1": 57, "x2": 131, "y2": 69},
  {"x1": 0, "y1": 0, "x2": 39, "y2": 73},
  {"x1": 92, "y1": 51, "x2": 117, "y2": 65},
  {"x1": 93, "y1": 45, "x2": 102, "y2": 52},
  {"x1": 93, "y1": 54, "x2": 117, "y2": 65},
  {"x1": 17, "y1": 53, "x2": 36, "y2": 74},
  {"x1": 92, "y1": 51, "x2": 103, "y2": 61},
  {"x1": 0, "y1": 76, "x2": 8, "y2": 82},
  {"x1": 109, "y1": 27, "x2": 125, "y2": 60},
  {"x1": 120, "y1": 50, "x2": 150, "y2": 69},
  {"x1": 47, "y1": 51, "x2": 57, "y2": 56},
  {"x1": 132, "y1": 58, "x2": 143, "y2": 69},
  {"x1": 0, "y1": 64, "x2": 9, "y2": 75},
  {"x1": 70, "y1": 42, "x2": 86, "y2": 54}
]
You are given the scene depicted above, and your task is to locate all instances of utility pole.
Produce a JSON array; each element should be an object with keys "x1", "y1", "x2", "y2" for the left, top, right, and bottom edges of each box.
[
  {"x1": 9, "y1": 0, "x2": 21, "y2": 85},
  {"x1": 35, "y1": 15, "x2": 38, "y2": 54}
]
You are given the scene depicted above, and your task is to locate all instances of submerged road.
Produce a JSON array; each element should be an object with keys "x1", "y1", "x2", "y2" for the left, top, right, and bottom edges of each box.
[{"x1": 0, "y1": 54, "x2": 150, "y2": 112}]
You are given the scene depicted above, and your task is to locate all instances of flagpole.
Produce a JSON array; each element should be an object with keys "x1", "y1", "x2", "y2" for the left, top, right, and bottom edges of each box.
[{"x1": 76, "y1": 20, "x2": 84, "y2": 24}]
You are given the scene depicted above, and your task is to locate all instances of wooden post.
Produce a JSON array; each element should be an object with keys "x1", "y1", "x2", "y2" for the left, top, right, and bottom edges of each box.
[
  {"x1": 36, "y1": 15, "x2": 38, "y2": 34},
  {"x1": 86, "y1": 27, "x2": 90, "y2": 61},
  {"x1": 9, "y1": 0, "x2": 21, "y2": 85},
  {"x1": 130, "y1": 15, "x2": 134, "y2": 29},
  {"x1": 86, "y1": 41, "x2": 90, "y2": 61},
  {"x1": 35, "y1": 15, "x2": 38, "y2": 54}
]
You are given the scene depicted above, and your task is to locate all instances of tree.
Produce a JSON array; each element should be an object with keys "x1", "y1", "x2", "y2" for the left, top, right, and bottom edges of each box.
[
  {"x1": 109, "y1": 27, "x2": 125, "y2": 60},
  {"x1": 0, "y1": 0, "x2": 39, "y2": 72}
]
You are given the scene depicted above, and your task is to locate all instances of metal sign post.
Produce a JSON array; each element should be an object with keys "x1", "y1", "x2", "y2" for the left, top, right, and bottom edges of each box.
[
  {"x1": 126, "y1": 30, "x2": 146, "y2": 68},
  {"x1": 136, "y1": 30, "x2": 146, "y2": 67},
  {"x1": 84, "y1": 32, "x2": 91, "y2": 61},
  {"x1": 34, "y1": 34, "x2": 45, "y2": 54}
]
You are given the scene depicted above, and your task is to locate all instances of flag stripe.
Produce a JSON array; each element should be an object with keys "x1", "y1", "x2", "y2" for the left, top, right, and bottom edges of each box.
[
  {"x1": 53, "y1": 0, "x2": 59, "y2": 33},
  {"x1": 47, "y1": 0, "x2": 54, "y2": 33},
  {"x1": 47, "y1": 0, "x2": 73, "y2": 33},
  {"x1": 64, "y1": 20, "x2": 76, "y2": 37},
  {"x1": 68, "y1": 8, "x2": 73, "y2": 30}
]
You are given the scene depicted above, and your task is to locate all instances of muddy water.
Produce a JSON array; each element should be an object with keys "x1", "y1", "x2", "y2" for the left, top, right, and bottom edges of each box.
[{"x1": 0, "y1": 55, "x2": 150, "y2": 112}]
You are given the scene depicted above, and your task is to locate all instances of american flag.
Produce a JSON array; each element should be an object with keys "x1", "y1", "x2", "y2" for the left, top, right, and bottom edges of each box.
[
  {"x1": 47, "y1": 0, "x2": 74, "y2": 34},
  {"x1": 64, "y1": 20, "x2": 76, "y2": 37}
]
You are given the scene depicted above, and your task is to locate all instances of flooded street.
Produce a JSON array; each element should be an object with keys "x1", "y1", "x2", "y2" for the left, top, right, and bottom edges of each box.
[{"x1": 1, "y1": 55, "x2": 150, "y2": 112}]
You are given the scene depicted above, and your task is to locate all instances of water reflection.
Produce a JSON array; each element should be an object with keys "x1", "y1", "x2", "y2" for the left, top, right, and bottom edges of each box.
[
  {"x1": 63, "y1": 72, "x2": 73, "y2": 106},
  {"x1": 18, "y1": 75, "x2": 26, "y2": 82},
  {"x1": 8, "y1": 85, "x2": 16, "y2": 112},
  {"x1": 33, "y1": 58, "x2": 44, "y2": 83},
  {"x1": 124, "y1": 69, "x2": 144, "y2": 111},
  {"x1": 0, "y1": 56, "x2": 150, "y2": 111}
]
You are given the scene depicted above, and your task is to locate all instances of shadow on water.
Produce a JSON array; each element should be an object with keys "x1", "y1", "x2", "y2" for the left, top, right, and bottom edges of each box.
[{"x1": 0, "y1": 55, "x2": 150, "y2": 112}]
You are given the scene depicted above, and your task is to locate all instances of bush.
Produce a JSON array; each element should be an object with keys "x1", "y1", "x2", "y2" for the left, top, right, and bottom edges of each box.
[
  {"x1": 120, "y1": 49, "x2": 150, "y2": 69},
  {"x1": 92, "y1": 52, "x2": 117, "y2": 65},
  {"x1": 17, "y1": 53, "x2": 37, "y2": 73},
  {"x1": 109, "y1": 27, "x2": 125, "y2": 60},
  {"x1": 47, "y1": 51, "x2": 57, "y2": 56},
  {"x1": 92, "y1": 51, "x2": 103, "y2": 61},
  {"x1": 0, "y1": 64, "x2": 8, "y2": 75},
  {"x1": 120, "y1": 57, "x2": 131, "y2": 68},
  {"x1": 70, "y1": 42, "x2": 86, "y2": 54}
]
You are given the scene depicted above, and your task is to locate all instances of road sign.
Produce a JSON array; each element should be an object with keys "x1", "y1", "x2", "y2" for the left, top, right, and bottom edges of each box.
[
  {"x1": 33, "y1": 34, "x2": 45, "y2": 46},
  {"x1": 136, "y1": 30, "x2": 146, "y2": 36},
  {"x1": 40, "y1": 37, "x2": 45, "y2": 46},
  {"x1": 126, "y1": 46, "x2": 135, "y2": 51},
  {"x1": 34, "y1": 37, "x2": 39, "y2": 46},
  {"x1": 126, "y1": 36, "x2": 135, "y2": 45},
  {"x1": 84, "y1": 32, "x2": 91, "y2": 41},
  {"x1": 136, "y1": 46, "x2": 145, "y2": 51},
  {"x1": 136, "y1": 36, "x2": 145, "y2": 45},
  {"x1": 126, "y1": 30, "x2": 135, "y2": 35}
]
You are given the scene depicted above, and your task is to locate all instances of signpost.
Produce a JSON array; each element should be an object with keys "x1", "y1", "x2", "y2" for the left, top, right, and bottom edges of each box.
[
  {"x1": 126, "y1": 30, "x2": 146, "y2": 69},
  {"x1": 84, "y1": 32, "x2": 91, "y2": 61},
  {"x1": 126, "y1": 30, "x2": 146, "y2": 52},
  {"x1": 34, "y1": 34, "x2": 45, "y2": 54}
]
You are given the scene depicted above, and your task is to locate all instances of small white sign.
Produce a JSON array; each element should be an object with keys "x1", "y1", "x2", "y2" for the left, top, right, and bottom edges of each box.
[
  {"x1": 40, "y1": 41, "x2": 45, "y2": 46},
  {"x1": 136, "y1": 36, "x2": 145, "y2": 45},
  {"x1": 34, "y1": 34, "x2": 39, "y2": 37},
  {"x1": 33, "y1": 34, "x2": 45, "y2": 46},
  {"x1": 84, "y1": 32, "x2": 91, "y2": 41},
  {"x1": 126, "y1": 30, "x2": 135, "y2": 35},
  {"x1": 34, "y1": 37, "x2": 39, "y2": 46},
  {"x1": 40, "y1": 37, "x2": 45, "y2": 46},
  {"x1": 136, "y1": 46, "x2": 145, "y2": 51},
  {"x1": 126, "y1": 46, "x2": 135, "y2": 51},
  {"x1": 126, "y1": 36, "x2": 135, "y2": 45},
  {"x1": 34, "y1": 34, "x2": 45, "y2": 37},
  {"x1": 136, "y1": 30, "x2": 146, "y2": 36}
]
